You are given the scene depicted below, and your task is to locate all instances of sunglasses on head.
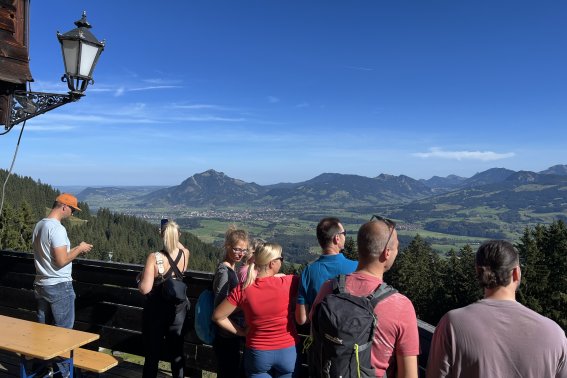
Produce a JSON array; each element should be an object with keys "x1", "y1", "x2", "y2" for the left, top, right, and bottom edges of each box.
[
  {"x1": 369, "y1": 215, "x2": 396, "y2": 229},
  {"x1": 370, "y1": 215, "x2": 396, "y2": 252}
]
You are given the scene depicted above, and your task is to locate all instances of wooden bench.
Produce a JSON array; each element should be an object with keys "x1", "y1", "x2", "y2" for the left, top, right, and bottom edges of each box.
[{"x1": 59, "y1": 348, "x2": 118, "y2": 375}]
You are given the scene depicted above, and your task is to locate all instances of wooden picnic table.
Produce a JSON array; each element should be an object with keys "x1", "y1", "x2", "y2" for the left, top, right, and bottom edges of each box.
[{"x1": 0, "y1": 315, "x2": 99, "y2": 378}]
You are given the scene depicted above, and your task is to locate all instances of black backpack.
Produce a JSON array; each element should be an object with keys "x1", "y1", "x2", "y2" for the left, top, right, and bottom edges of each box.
[{"x1": 311, "y1": 274, "x2": 397, "y2": 378}]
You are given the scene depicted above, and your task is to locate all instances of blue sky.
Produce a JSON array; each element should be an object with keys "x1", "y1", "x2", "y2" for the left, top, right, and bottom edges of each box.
[{"x1": 1, "y1": 1, "x2": 565, "y2": 186}]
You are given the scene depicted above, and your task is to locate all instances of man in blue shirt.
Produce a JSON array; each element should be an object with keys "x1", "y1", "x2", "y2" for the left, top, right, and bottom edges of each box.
[{"x1": 295, "y1": 217, "x2": 358, "y2": 325}]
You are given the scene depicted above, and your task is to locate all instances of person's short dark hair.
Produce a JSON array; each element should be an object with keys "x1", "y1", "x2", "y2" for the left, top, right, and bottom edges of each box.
[
  {"x1": 316, "y1": 217, "x2": 342, "y2": 248},
  {"x1": 475, "y1": 240, "x2": 519, "y2": 289},
  {"x1": 357, "y1": 221, "x2": 391, "y2": 261}
]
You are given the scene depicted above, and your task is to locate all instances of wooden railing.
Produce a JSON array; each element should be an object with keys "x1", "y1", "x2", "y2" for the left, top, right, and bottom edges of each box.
[{"x1": 0, "y1": 250, "x2": 434, "y2": 377}]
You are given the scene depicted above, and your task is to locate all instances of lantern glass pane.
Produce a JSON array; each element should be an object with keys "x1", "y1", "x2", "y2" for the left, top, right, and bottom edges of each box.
[
  {"x1": 61, "y1": 40, "x2": 79, "y2": 76},
  {"x1": 79, "y1": 42, "x2": 100, "y2": 77}
]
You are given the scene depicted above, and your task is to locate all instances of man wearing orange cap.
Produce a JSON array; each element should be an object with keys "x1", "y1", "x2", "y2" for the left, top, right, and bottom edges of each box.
[{"x1": 32, "y1": 193, "x2": 93, "y2": 330}]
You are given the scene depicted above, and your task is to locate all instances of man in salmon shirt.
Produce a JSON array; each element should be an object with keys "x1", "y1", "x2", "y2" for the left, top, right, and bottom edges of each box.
[{"x1": 311, "y1": 216, "x2": 420, "y2": 378}]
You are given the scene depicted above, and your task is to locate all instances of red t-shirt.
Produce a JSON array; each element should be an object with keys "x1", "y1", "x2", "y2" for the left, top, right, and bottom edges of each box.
[
  {"x1": 311, "y1": 272, "x2": 420, "y2": 377},
  {"x1": 228, "y1": 274, "x2": 299, "y2": 350}
]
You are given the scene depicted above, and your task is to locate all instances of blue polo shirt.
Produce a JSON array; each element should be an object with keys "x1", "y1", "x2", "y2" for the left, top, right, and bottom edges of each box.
[{"x1": 297, "y1": 253, "x2": 358, "y2": 306}]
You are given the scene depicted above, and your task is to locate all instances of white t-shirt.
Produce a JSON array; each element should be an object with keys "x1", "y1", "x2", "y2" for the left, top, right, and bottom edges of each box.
[{"x1": 33, "y1": 218, "x2": 72, "y2": 285}]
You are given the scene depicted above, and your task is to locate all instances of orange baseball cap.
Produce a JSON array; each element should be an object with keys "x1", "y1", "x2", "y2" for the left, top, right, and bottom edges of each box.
[{"x1": 56, "y1": 193, "x2": 81, "y2": 211}]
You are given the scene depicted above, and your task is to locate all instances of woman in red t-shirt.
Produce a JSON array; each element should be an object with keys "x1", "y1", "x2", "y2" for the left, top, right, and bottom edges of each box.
[{"x1": 213, "y1": 242, "x2": 299, "y2": 377}]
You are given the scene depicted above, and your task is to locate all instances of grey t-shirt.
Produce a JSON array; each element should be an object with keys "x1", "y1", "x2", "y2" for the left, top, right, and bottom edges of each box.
[
  {"x1": 213, "y1": 262, "x2": 244, "y2": 338},
  {"x1": 32, "y1": 218, "x2": 72, "y2": 286},
  {"x1": 426, "y1": 299, "x2": 567, "y2": 378}
]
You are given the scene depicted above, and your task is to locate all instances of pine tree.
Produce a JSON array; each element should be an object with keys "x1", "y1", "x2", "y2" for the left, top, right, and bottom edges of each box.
[
  {"x1": 517, "y1": 225, "x2": 548, "y2": 314},
  {"x1": 442, "y1": 247, "x2": 480, "y2": 314},
  {"x1": 540, "y1": 221, "x2": 567, "y2": 329},
  {"x1": 386, "y1": 234, "x2": 445, "y2": 324},
  {"x1": 342, "y1": 236, "x2": 357, "y2": 260}
]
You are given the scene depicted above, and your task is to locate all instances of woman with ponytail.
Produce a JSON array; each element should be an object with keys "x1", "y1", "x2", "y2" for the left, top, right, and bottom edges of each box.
[
  {"x1": 213, "y1": 242, "x2": 299, "y2": 378},
  {"x1": 138, "y1": 220, "x2": 190, "y2": 378}
]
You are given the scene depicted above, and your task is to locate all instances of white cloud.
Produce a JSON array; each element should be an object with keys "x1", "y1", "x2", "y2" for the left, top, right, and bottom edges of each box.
[
  {"x1": 172, "y1": 115, "x2": 246, "y2": 122},
  {"x1": 413, "y1": 147, "x2": 515, "y2": 161},
  {"x1": 114, "y1": 87, "x2": 125, "y2": 97},
  {"x1": 144, "y1": 78, "x2": 182, "y2": 85},
  {"x1": 171, "y1": 104, "x2": 233, "y2": 111},
  {"x1": 24, "y1": 125, "x2": 76, "y2": 132},
  {"x1": 345, "y1": 65, "x2": 374, "y2": 72},
  {"x1": 128, "y1": 85, "x2": 182, "y2": 92}
]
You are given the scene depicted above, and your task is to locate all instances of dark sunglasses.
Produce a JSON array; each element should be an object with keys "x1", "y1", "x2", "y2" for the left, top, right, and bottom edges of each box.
[
  {"x1": 67, "y1": 205, "x2": 76, "y2": 215},
  {"x1": 336, "y1": 230, "x2": 347, "y2": 237},
  {"x1": 370, "y1": 215, "x2": 396, "y2": 251},
  {"x1": 274, "y1": 256, "x2": 284, "y2": 262}
]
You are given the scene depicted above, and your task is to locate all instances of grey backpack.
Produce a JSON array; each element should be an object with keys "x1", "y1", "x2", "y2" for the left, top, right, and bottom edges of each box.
[{"x1": 311, "y1": 275, "x2": 397, "y2": 378}]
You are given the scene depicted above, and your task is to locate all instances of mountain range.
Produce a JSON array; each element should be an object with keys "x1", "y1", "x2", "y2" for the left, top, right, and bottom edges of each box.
[{"x1": 77, "y1": 165, "x2": 567, "y2": 213}]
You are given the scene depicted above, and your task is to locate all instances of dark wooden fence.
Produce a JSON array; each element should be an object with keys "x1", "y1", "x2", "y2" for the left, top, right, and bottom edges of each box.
[{"x1": 0, "y1": 250, "x2": 433, "y2": 377}]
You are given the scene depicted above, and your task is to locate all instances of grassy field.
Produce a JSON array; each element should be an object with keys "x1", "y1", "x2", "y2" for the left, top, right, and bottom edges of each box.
[{"x1": 178, "y1": 210, "x2": 500, "y2": 260}]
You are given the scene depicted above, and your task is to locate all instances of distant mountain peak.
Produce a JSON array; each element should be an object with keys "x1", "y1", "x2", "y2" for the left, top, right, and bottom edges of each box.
[
  {"x1": 539, "y1": 164, "x2": 567, "y2": 176},
  {"x1": 193, "y1": 169, "x2": 228, "y2": 179},
  {"x1": 463, "y1": 168, "x2": 516, "y2": 187}
]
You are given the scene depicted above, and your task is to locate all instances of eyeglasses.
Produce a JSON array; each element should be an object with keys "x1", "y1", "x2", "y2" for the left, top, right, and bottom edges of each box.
[
  {"x1": 336, "y1": 230, "x2": 347, "y2": 237},
  {"x1": 232, "y1": 248, "x2": 248, "y2": 255},
  {"x1": 66, "y1": 205, "x2": 76, "y2": 215},
  {"x1": 370, "y1": 215, "x2": 396, "y2": 252},
  {"x1": 273, "y1": 256, "x2": 284, "y2": 262}
]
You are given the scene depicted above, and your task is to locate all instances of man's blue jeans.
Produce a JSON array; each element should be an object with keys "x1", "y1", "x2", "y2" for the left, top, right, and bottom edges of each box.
[
  {"x1": 244, "y1": 345, "x2": 297, "y2": 378},
  {"x1": 34, "y1": 281, "x2": 76, "y2": 328},
  {"x1": 34, "y1": 281, "x2": 75, "y2": 377}
]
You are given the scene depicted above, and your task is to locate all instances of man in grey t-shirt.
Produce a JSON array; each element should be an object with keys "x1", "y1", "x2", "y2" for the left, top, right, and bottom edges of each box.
[
  {"x1": 426, "y1": 240, "x2": 567, "y2": 378},
  {"x1": 33, "y1": 193, "x2": 93, "y2": 329}
]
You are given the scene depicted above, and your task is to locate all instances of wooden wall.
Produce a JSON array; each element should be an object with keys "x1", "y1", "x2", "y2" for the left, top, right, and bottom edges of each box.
[{"x1": 0, "y1": 0, "x2": 33, "y2": 126}]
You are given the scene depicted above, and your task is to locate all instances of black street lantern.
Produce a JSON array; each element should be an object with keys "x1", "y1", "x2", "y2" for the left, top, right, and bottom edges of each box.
[
  {"x1": 57, "y1": 11, "x2": 105, "y2": 95},
  {"x1": 1, "y1": 11, "x2": 105, "y2": 133}
]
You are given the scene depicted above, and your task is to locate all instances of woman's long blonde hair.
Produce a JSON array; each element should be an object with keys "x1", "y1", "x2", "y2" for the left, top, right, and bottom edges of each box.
[
  {"x1": 162, "y1": 220, "x2": 180, "y2": 255},
  {"x1": 243, "y1": 242, "x2": 282, "y2": 289}
]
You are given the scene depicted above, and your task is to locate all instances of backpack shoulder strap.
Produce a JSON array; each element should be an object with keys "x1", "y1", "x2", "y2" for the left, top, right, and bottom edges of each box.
[
  {"x1": 155, "y1": 252, "x2": 165, "y2": 276},
  {"x1": 368, "y1": 283, "x2": 397, "y2": 307},
  {"x1": 331, "y1": 274, "x2": 347, "y2": 294}
]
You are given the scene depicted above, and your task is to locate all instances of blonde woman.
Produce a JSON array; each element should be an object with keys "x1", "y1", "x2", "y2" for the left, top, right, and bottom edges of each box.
[
  {"x1": 237, "y1": 237, "x2": 266, "y2": 284},
  {"x1": 213, "y1": 243, "x2": 299, "y2": 378},
  {"x1": 212, "y1": 225, "x2": 249, "y2": 378},
  {"x1": 138, "y1": 220, "x2": 190, "y2": 378}
]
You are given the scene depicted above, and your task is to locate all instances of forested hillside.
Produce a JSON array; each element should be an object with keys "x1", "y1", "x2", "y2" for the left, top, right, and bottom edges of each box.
[
  {"x1": 0, "y1": 170, "x2": 222, "y2": 271},
  {"x1": 382, "y1": 222, "x2": 567, "y2": 331}
]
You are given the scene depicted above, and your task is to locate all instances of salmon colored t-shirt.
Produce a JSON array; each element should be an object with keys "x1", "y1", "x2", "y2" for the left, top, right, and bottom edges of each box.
[{"x1": 228, "y1": 274, "x2": 299, "y2": 350}]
